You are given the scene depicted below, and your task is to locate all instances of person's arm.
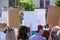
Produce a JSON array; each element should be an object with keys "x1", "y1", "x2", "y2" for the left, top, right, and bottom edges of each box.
[{"x1": 29, "y1": 37, "x2": 37, "y2": 40}]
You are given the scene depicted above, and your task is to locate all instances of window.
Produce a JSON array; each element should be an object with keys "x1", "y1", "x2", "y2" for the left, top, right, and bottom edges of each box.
[
  {"x1": 40, "y1": 0, "x2": 44, "y2": 8},
  {"x1": 40, "y1": 0, "x2": 50, "y2": 8},
  {"x1": 45, "y1": 0, "x2": 50, "y2": 8}
]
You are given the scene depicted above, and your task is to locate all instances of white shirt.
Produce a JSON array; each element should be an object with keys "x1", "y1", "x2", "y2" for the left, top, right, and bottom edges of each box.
[{"x1": 0, "y1": 31, "x2": 6, "y2": 40}]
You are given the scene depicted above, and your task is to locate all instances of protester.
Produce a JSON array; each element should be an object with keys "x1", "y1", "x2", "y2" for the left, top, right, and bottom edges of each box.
[
  {"x1": 6, "y1": 28, "x2": 17, "y2": 40},
  {"x1": 17, "y1": 26, "x2": 29, "y2": 40},
  {"x1": 43, "y1": 30, "x2": 50, "y2": 40},
  {"x1": 29, "y1": 25, "x2": 46, "y2": 40},
  {"x1": 0, "y1": 23, "x2": 7, "y2": 40},
  {"x1": 51, "y1": 26, "x2": 60, "y2": 40},
  {"x1": 56, "y1": 27, "x2": 60, "y2": 40}
]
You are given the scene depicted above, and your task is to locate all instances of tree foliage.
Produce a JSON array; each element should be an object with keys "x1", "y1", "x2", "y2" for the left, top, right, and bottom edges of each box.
[
  {"x1": 55, "y1": 0, "x2": 60, "y2": 6},
  {"x1": 19, "y1": 1, "x2": 35, "y2": 11},
  {"x1": 9, "y1": 0, "x2": 35, "y2": 10}
]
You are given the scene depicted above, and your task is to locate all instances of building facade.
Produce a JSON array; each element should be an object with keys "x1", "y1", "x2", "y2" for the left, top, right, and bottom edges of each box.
[
  {"x1": 32, "y1": 0, "x2": 55, "y2": 8},
  {"x1": 0, "y1": 0, "x2": 8, "y2": 7}
]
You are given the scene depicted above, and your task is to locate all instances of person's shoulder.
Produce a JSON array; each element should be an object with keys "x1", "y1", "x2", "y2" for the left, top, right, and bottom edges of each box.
[
  {"x1": 29, "y1": 35, "x2": 36, "y2": 39},
  {"x1": 39, "y1": 35, "x2": 46, "y2": 40},
  {"x1": 29, "y1": 35, "x2": 36, "y2": 40},
  {"x1": 42, "y1": 37, "x2": 47, "y2": 40},
  {"x1": 41, "y1": 36, "x2": 46, "y2": 40}
]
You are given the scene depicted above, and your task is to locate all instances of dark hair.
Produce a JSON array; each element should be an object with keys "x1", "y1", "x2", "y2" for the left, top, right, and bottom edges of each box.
[
  {"x1": 4, "y1": 29, "x2": 7, "y2": 33},
  {"x1": 38, "y1": 25, "x2": 43, "y2": 32},
  {"x1": 4, "y1": 27, "x2": 11, "y2": 33},
  {"x1": 43, "y1": 30, "x2": 50, "y2": 40},
  {"x1": 18, "y1": 26, "x2": 29, "y2": 40}
]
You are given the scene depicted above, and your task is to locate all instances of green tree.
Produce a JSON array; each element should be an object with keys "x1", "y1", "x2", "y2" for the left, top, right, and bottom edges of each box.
[
  {"x1": 55, "y1": 0, "x2": 60, "y2": 6},
  {"x1": 19, "y1": 0, "x2": 35, "y2": 11}
]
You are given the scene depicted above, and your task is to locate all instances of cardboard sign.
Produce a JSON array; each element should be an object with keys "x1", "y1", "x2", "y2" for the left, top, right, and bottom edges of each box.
[
  {"x1": 47, "y1": 6, "x2": 60, "y2": 26},
  {"x1": 58, "y1": 19, "x2": 60, "y2": 27},
  {"x1": 8, "y1": 8, "x2": 20, "y2": 28}
]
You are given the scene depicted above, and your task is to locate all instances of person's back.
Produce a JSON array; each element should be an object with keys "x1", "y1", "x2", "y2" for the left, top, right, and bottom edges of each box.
[
  {"x1": 29, "y1": 25, "x2": 46, "y2": 40},
  {"x1": 29, "y1": 33, "x2": 46, "y2": 40},
  {"x1": 0, "y1": 23, "x2": 7, "y2": 40}
]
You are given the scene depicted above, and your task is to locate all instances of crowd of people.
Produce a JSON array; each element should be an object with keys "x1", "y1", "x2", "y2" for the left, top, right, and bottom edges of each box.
[{"x1": 0, "y1": 23, "x2": 60, "y2": 40}]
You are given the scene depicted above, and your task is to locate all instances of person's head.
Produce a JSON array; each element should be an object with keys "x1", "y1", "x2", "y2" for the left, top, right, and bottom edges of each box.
[
  {"x1": 6, "y1": 28, "x2": 17, "y2": 40},
  {"x1": 37, "y1": 25, "x2": 44, "y2": 35},
  {"x1": 18, "y1": 26, "x2": 29, "y2": 39},
  {"x1": 43, "y1": 30, "x2": 50, "y2": 40},
  {"x1": 0, "y1": 23, "x2": 7, "y2": 31},
  {"x1": 51, "y1": 26, "x2": 60, "y2": 36}
]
